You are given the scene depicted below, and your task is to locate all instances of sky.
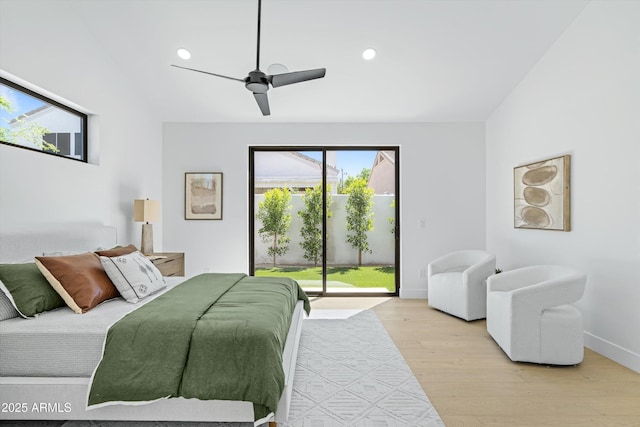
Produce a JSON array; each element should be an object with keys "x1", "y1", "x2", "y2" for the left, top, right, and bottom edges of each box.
[{"x1": 0, "y1": 82, "x2": 47, "y2": 122}]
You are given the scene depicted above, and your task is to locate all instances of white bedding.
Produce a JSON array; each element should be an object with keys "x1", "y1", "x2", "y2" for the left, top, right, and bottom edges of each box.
[{"x1": 0, "y1": 277, "x2": 184, "y2": 377}]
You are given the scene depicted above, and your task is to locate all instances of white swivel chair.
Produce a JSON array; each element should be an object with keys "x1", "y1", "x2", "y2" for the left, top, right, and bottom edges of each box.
[
  {"x1": 486, "y1": 265, "x2": 587, "y2": 365},
  {"x1": 427, "y1": 250, "x2": 496, "y2": 321}
]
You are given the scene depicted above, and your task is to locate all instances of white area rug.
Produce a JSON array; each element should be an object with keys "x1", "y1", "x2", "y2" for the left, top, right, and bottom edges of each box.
[
  {"x1": 10, "y1": 311, "x2": 443, "y2": 427},
  {"x1": 281, "y1": 310, "x2": 444, "y2": 427}
]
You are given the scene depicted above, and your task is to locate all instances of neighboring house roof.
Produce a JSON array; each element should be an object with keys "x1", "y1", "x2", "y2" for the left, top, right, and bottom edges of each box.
[
  {"x1": 376, "y1": 150, "x2": 395, "y2": 165},
  {"x1": 8, "y1": 104, "x2": 52, "y2": 126},
  {"x1": 254, "y1": 151, "x2": 339, "y2": 192}
]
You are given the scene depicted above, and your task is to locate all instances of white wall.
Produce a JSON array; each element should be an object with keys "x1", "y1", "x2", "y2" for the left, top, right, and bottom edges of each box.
[
  {"x1": 486, "y1": 1, "x2": 640, "y2": 372},
  {"x1": 163, "y1": 122, "x2": 486, "y2": 298},
  {"x1": 0, "y1": 1, "x2": 162, "y2": 247}
]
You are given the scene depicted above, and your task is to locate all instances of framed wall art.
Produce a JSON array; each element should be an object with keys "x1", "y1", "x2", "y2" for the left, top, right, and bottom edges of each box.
[
  {"x1": 185, "y1": 172, "x2": 223, "y2": 220},
  {"x1": 514, "y1": 155, "x2": 570, "y2": 231}
]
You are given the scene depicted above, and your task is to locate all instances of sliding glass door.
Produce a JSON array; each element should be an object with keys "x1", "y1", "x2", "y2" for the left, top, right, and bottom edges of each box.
[{"x1": 249, "y1": 147, "x2": 399, "y2": 296}]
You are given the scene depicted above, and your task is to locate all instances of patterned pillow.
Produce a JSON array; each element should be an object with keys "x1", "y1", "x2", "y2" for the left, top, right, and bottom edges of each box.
[
  {"x1": 100, "y1": 251, "x2": 166, "y2": 303},
  {"x1": 0, "y1": 263, "x2": 66, "y2": 318},
  {"x1": 0, "y1": 283, "x2": 20, "y2": 320},
  {"x1": 35, "y1": 253, "x2": 120, "y2": 314}
]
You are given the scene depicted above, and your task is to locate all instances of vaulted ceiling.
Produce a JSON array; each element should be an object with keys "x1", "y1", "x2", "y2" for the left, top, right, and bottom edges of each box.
[{"x1": 7, "y1": 0, "x2": 590, "y2": 122}]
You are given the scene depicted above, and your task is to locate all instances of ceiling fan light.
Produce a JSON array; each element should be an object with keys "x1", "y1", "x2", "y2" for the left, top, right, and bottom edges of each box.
[
  {"x1": 362, "y1": 48, "x2": 376, "y2": 60},
  {"x1": 177, "y1": 48, "x2": 191, "y2": 60},
  {"x1": 267, "y1": 63, "x2": 289, "y2": 75}
]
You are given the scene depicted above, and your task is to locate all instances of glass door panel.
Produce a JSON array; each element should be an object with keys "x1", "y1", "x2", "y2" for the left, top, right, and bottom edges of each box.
[
  {"x1": 252, "y1": 150, "x2": 324, "y2": 294},
  {"x1": 326, "y1": 150, "x2": 396, "y2": 294}
]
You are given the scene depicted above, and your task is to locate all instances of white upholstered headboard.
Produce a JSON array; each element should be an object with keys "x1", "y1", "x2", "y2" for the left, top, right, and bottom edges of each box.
[{"x1": 0, "y1": 224, "x2": 117, "y2": 263}]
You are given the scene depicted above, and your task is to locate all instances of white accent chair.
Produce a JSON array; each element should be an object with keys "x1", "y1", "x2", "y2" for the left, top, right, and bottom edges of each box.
[
  {"x1": 427, "y1": 250, "x2": 496, "y2": 321},
  {"x1": 486, "y1": 265, "x2": 587, "y2": 365}
]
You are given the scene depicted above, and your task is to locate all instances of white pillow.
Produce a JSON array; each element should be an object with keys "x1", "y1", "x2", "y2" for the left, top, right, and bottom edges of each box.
[{"x1": 100, "y1": 251, "x2": 166, "y2": 303}]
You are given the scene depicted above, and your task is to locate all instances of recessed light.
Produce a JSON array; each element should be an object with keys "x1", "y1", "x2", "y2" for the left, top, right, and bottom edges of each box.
[
  {"x1": 177, "y1": 48, "x2": 191, "y2": 60},
  {"x1": 362, "y1": 48, "x2": 376, "y2": 60}
]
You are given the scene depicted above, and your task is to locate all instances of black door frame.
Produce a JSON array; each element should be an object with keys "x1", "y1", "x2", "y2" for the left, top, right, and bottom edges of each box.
[{"x1": 249, "y1": 146, "x2": 400, "y2": 297}]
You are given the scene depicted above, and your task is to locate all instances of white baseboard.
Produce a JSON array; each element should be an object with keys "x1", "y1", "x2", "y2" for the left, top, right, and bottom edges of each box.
[
  {"x1": 399, "y1": 288, "x2": 428, "y2": 299},
  {"x1": 584, "y1": 332, "x2": 640, "y2": 373}
]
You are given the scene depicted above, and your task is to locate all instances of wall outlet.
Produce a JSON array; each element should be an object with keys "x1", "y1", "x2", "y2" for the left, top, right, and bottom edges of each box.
[
  {"x1": 419, "y1": 219, "x2": 426, "y2": 229},
  {"x1": 204, "y1": 267, "x2": 211, "y2": 273},
  {"x1": 419, "y1": 268, "x2": 427, "y2": 279}
]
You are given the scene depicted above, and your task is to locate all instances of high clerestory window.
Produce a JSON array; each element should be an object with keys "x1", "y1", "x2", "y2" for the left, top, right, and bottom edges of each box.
[{"x1": 0, "y1": 77, "x2": 87, "y2": 162}]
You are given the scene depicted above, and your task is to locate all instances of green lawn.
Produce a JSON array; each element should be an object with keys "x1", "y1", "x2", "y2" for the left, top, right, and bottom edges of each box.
[{"x1": 255, "y1": 265, "x2": 395, "y2": 292}]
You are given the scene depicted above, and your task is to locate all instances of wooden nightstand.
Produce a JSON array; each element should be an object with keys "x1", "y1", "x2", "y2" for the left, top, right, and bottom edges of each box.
[{"x1": 148, "y1": 252, "x2": 185, "y2": 277}]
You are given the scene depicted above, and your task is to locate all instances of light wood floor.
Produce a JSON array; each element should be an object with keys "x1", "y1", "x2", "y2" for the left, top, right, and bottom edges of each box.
[{"x1": 310, "y1": 297, "x2": 640, "y2": 427}]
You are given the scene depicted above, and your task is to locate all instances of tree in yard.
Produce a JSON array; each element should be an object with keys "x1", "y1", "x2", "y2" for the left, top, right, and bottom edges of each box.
[
  {"x1": 339, "y1": 168, "x2": 371, "y2": 194},
  {"x1": 0, "y1": 95, "x2": 57, "y2": 153},
  {"x1": 256, "y1": 187, "x2": 292, "y2": 266},
  {"x1": 298, "y1": 184, "x2": 333, "y2": 267},
  {"x1": 345, "y1": 177, "x2": 374, "y2": 266}
]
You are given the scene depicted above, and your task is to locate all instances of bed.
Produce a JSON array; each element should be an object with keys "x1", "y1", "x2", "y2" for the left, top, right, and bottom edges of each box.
[{"x1": 0, "y1": 224, "x2": 307, "y2": 426}]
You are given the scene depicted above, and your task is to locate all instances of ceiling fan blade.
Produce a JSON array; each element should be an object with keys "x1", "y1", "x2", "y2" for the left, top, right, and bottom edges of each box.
[
  {"x1": 253, "y1": 92, "x2": 270, "y2": 116},
  {"x1": 270, "y1": 68, "x2": 326, "y2": 88},
  {"x1": 171, "y1": 64, "x2": 244, "y2": 83}
]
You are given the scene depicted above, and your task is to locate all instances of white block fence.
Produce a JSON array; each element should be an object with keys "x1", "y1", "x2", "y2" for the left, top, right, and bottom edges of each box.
[{"x1": 254, "y1": 194, "x2": 396, "y2": 267}]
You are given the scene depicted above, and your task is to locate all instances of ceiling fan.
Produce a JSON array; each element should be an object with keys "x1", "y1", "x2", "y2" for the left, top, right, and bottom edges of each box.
[{"x1": 171, "y1": 0, "x2": 326, "y2": 116}]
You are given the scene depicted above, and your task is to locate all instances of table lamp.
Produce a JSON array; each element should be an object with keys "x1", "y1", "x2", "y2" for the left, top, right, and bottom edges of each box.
[{"x1": 134, "y1": 199, "x2": 160, "y2": 254}]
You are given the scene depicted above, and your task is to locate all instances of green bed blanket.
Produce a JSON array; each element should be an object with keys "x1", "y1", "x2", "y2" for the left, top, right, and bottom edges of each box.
[{"x1": 88, "y1": 273, "x2": 310, "y2": 421}]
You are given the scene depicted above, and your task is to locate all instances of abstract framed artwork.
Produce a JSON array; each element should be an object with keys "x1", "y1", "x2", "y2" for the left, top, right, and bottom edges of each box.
[
  {"x1": 185, "y1": 172, "x2": 223, "y2": 220},
  {"x1": 514, "y1": 155, "x2": 570, "y2": 231}
]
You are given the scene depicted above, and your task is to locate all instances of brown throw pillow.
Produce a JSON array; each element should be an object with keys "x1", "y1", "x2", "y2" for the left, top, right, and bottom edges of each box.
[
  {"x1": 95, "y1": 244, "x2": 138, "y2": 257},
  {"x1": 35, "y1": 253, "x2": 120, "y2": 314}
]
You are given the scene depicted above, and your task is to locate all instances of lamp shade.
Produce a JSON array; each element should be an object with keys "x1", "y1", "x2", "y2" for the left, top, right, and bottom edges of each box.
[{"x1": 134, "y1": 199, "x2": 160, "y2": 223}]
